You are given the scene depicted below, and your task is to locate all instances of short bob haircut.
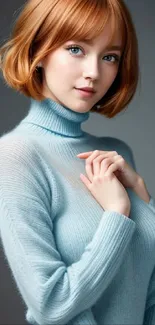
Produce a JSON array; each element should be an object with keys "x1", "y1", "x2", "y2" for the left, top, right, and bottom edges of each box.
[{"x1": 0, "y1": 0, "x2": 139, "y2": 118}]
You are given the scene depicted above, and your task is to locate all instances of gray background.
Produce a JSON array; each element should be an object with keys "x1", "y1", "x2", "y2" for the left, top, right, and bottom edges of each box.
[{"x1": 0, "y1": 0, "x2": 154, "y2": 324}]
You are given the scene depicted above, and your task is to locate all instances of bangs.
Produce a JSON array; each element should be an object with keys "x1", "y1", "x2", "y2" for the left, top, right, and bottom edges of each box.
[
  {"x1": 39, "y1": 0, "x2": 126, "y2": 56},
  {"x1": 61, "y1": 0, "x2": 124, "y2": 44}
]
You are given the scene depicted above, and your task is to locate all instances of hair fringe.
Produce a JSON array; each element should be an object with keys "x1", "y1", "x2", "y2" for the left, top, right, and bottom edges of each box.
[{"x1": 0, "y1": 0, "x2": 139, "y2": 117}]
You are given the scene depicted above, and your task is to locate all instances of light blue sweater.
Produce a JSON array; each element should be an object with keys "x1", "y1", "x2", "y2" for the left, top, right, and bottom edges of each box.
[{"x1": 0, "y1": 98, "x2": 155, "y2": 325}]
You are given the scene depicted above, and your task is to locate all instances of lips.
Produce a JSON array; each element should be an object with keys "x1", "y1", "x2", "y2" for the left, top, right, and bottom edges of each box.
[
  {"x1": 74, "y1": 88, "x2": 95, "y2": 98},
  {"x1": 75, "y1": 88, "x2": 95, "y2": 93}
]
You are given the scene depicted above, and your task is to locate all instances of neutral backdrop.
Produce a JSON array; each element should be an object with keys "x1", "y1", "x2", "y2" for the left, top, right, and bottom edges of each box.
[{"x1": 0, "y1": 0, "x2": 155, "y2": 324}]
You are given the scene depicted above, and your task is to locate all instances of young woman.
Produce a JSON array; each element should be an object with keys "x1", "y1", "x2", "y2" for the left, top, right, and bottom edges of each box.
[{"x1": 0, "y1": 0, "x2": 155, "y2": 324}]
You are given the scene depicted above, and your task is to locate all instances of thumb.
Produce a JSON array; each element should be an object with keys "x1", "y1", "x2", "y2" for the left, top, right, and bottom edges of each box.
[{"x1": 80, "y1": 173, "x2": 91, "y2": 190}]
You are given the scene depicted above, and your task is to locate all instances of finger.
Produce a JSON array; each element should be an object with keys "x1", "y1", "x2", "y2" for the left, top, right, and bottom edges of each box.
[
  {"x1": 105, "y1": 162, "x2": 120, "y2": 177},
  {"x1": 93, "y1": 159, "x2": 100, "y2": 176},
  {"x1": 100, "y1": 157, "x2": 114, "y2": 176},
  {"x1": 101, "y1": 155, "x2": 124, "y2": 177},
  {"x1": 113, "y1": 155, "x2": 126, "y2": 171},
  {"x1": 85, "y1": 150, "x2": 100, "y2": 181},
  {"x1": 77, "y1": 151, "x2": 93, "y2": 157},
  {"x1": 85, "y1": 152, "x2": 119, "y2": 179},
  {"x1": 80, "y1": 173, "x2": 91, "y2": 190},
  {"x1": 77, "y1": 150, "x2": 118, "y2": 159},
  {"x1": 93, "y1": 154, "x2": 112, "y2": 176}
]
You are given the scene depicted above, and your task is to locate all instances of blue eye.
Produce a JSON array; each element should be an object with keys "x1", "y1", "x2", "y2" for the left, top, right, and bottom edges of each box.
[
  {"x1": 66, "y1": 46, "x2": 82, "y2": 56},
  {"x1": 104, "y1": 55, "x2": 120, "y2": 63},
  {"x1": 66, "y1": 45, "x2": 120, "y2": 63}
]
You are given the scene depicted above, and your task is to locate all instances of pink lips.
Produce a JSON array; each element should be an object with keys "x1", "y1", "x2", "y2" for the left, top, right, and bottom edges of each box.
[
  {"x1": 75, "y1": 88, "x2": 95, "y2": 98},
  {"x1": 77, "y1": 87, "x2": 95, "y2": 93}
]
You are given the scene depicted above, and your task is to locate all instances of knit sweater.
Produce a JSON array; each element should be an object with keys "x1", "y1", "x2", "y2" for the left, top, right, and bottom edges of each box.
[{"x1": 0, "y1": 97, "x2": 155, "y2": 325}]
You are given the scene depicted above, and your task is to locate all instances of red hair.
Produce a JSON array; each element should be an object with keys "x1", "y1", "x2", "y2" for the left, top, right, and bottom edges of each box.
[{"x1": 0, "y1": 0, "x2": 139, "y2": 117}]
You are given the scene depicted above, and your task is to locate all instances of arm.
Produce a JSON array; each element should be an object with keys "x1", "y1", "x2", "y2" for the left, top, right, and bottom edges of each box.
[
  {"x1": 143, "y1": 306, "x2": 155, "y2": 324},
  {"x1": 133, "y1": 179, "x2": 155, "y2": 213},
  {"x1": 27, "y1": 308, "x2": 98, "y2": 325},
  {"x1": 121, "y1": 142, "x2": 155, "y2": 325},
  {"x1": 0, "y1": 138, "x2": 135, "y2": 325},
  {"x1": 148, "y1": 197, "x2": 155, "y2": 212},
  {"x1": 121, "y1": 141, "x2": 155, "y2": 212},
  {"x1": 143, "y1": 268, "x2": 155, "y2": 324}
]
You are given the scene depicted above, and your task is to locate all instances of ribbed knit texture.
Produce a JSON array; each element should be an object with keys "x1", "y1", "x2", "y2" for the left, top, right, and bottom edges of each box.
[{"x1": 0, "y1": 97, "x2": 155, "y2": 325}]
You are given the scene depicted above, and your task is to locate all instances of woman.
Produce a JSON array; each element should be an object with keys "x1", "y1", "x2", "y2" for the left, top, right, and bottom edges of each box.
[{"x1": 0, "y1": 0, "x2": 155, "y2": 324}]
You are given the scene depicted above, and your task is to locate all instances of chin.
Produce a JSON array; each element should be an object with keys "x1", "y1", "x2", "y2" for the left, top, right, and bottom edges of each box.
[
  {"x1": 73, "y1": 107, "x2": 91, "y2": 113},
  {"x1": 72, "y1": 102, "x2": 92, "y2": 112}
]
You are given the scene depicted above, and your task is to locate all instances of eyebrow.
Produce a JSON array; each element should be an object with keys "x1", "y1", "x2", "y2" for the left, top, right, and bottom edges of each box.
[{"x1": 77, "y1": 39, "x2": 122, "y2": 52}]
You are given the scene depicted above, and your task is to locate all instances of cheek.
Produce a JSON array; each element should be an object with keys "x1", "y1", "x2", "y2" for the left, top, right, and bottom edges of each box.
[
  {"x1": 99, "y1": 67, "x2": 118, "y2": 95},
  {"x1": 52, "y1": 56, "x2": 77, "y2": 79},
  {"x1": 106, "y1": 67, "x2": 118, "y2": 85}
]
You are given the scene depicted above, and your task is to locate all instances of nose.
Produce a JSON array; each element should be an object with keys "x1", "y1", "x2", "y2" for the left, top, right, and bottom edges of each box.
[{"x1": 82, "y1": 57, "x2": 100, "y2": 81}]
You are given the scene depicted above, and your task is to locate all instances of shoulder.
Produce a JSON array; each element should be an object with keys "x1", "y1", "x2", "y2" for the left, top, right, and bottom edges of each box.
[
  {"x1": 0, "y1": 133, "x2": 52, "y2": 182},
  {"x1": 0, "y1": 131, "x2": 58, "y2": 185},
  {"x1": 0, "y1": 133, "x2": 54, "y2": 204},
  {"x1": 0, "y1": 133, "x2": 39, "y2": 163},
  {"x1": 0, "y1": 125, "x2": 49, "y2": 161}
]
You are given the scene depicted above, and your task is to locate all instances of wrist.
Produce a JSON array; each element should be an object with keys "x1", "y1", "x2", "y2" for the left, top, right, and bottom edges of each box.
[
  {"x1": 133, "y1": 177, "x2": 150, "y2": 203},
  {"x1": 109, "y1": 202, "x2": 131, "y2": 218},
  {"x1": 116, "y1": 206, "x2": 130, "y2": 218}
]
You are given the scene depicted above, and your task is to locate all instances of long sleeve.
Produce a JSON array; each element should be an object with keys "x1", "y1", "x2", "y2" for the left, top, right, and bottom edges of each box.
[
  {"x1": 143, "y1": 306, "x2": 155, "y2": 324},
  {"x1": 0, "y1": 138, "x2": 136, "y2": 325},
  {"x1": 26, "y1": 308, "x2": 97, "y2": 325},
  {"x1": 143, "y1": 268, "x2": 155, "y2": 324},
  {"x1": 148, "y1": 197, "x2": 155, "y2": 213},
  {"x1": 120, "y1": 141, "x2": 155, "y2": 213}
]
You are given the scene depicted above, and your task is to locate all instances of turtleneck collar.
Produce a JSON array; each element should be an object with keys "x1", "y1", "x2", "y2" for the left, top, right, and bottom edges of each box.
[{"x1": 21, "y1": 98, "x2": 90, "y2": 137}]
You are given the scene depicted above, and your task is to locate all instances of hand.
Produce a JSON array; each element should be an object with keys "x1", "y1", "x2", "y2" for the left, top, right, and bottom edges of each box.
[
  {"x1": 77, "y1": 150, "x2": 131, "y2": 217},
  {"x1": 77, "y1": 150, "x2": 140, "y2": 189},
  {"x1": 77, "y1": 150, "x2": 150, "y2": 203}
]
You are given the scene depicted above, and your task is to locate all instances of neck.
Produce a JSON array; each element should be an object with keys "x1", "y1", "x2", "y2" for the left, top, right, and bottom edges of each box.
[{"x1": 21, "y1": 98, "x2": 90, "y2": 137}]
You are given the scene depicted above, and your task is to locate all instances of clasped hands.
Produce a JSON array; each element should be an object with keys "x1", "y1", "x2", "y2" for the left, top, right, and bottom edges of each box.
[{"x1": 77, "y1": 150, "x2": 150, "y2": 207}]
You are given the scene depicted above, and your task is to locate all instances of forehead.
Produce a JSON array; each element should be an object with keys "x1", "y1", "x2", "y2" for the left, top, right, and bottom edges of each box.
[{"x1": 86, "y1": 23, "x2": 122, "y2": 44}]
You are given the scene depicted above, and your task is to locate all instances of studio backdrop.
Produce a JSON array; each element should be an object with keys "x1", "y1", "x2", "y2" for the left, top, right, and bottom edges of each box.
[{"x1": 0, "y1": 0, "x2": 155, "y2": 324}]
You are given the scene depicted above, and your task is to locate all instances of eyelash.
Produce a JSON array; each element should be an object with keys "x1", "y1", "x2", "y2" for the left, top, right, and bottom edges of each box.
[{"x1": 66, "y1": 45, "x2": 120, "y2": 63}]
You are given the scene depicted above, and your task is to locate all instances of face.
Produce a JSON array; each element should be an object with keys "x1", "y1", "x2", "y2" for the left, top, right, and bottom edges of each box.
[{"x1": 41, "y1": 21, "x2": 123, "y2": 113}]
